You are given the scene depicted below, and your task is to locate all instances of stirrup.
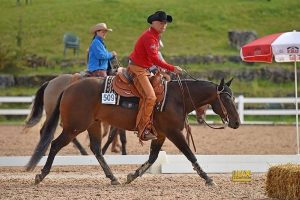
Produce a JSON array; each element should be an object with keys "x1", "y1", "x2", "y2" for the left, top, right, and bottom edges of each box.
[{"x1": 141, "y1": 129, "x2": 157, "y2": 141}]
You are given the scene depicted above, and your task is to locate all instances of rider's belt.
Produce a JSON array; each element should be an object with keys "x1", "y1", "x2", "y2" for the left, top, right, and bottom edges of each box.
[{"x1": 128, "y1": 59, "x2": 151, "y2": 73}]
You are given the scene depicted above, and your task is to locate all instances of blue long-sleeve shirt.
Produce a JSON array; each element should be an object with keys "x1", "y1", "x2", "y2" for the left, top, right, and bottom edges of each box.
[{"x1": 87, "y1": 35, "x2": 113, "y2": 72}]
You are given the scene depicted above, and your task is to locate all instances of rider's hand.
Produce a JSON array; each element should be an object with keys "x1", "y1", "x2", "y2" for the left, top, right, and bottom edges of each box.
[
  {"x1": 173, "y1": 66, "x2": 183, "y2": 74},
  {"x1": 112, "y1": 51, "x2": 117, "y2": 56}
]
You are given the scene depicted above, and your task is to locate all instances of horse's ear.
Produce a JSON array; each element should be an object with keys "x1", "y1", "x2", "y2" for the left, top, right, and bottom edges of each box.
[
  {"x1": 219, "y1": 78, "x2": 224, "y2": 87},
  {"x1": 226, "y1": 77, "x2": 234, "y2": 87},
  {"x1": 218, "y1": 78, "x2": 225, "y2": 91}
]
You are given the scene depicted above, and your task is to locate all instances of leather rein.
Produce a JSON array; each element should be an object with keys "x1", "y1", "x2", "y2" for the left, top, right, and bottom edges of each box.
[
  {"x1": 177, "y1": 71, "x2": 232, "y2": 130},
  {"x1": 177, "y1": 70, "x2": 234, "y2": 152}
]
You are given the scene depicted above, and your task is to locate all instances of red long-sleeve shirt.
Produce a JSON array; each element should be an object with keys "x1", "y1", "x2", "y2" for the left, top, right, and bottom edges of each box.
[{"x1": 129, "y1": 27, "x2": 175, "y2": 72}]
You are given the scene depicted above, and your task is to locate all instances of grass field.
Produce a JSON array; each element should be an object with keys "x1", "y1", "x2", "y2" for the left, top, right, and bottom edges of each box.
[
  {"x1": 1, "y1": 0, "x2": 300, "y2": 115},
  {"x1": 0, "y1": 0, "x2": 299, "y2": 59}
]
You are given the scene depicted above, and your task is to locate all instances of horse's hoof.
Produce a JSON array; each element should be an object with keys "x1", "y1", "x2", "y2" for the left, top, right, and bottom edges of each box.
[
  {"x1": 34, "y1": 174, "x2": 43, "y2": 185},
  {"x1": 125, "y1": 173, "x2": 134, "y2": 184},
  {"x1": 111, "y1": 179, "x2": 121, "y2": 185},
  {"x1": 205, "y1": 179, "x2": 217, "y2": 187},
  {"x1": 111, "y1": 148, "x2": 120, "y2": 153}
]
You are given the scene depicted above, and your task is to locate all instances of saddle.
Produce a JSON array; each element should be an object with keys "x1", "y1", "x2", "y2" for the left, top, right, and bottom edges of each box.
[
  {"x1": 112, "y1": 68, "x2": 165, "y2": 104},
  {"x1": 70, "y1": 70, "x2": 106, "y2": 83},
  {"x1": 71, "y1": 68, "x2": 167, "y2": 111}
]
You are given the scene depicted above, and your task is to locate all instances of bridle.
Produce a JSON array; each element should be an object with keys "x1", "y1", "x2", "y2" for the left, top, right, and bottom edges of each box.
[
  {"x1": 176, "y1": 73, "x2": 234, "y2": 152},
  {"x1": 177, "y1": 72, "x2": 234, "y2": 130},
  {"x1": 216, "y1": 85, "x2": 234, "y2": 126}
]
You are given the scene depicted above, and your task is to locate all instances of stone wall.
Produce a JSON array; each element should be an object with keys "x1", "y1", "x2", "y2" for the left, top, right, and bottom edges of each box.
[
  {"x1": 0, "y1": 66, "x2": 296, "y2": 88},
  {"x1": 180, "y1": 67, "x2": 295, "y2": 83},
  {"x1": 120, "y1": 55, "x2": 246, "y2": 66},
  {"x1": 0, "y1": 74, "x2": 56, "y2": 88},
  {"x1": 0, "y1": 54, "x2": 297, "y2": 88}
]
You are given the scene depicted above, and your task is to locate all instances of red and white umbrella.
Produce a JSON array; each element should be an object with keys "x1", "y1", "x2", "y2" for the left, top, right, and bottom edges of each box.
[
  {"x1": 240, "y1": 30, "x2": 300, "y2": 154},
  {"x1": 241, "y1": 31, "x2": 300, "y2": 63}
]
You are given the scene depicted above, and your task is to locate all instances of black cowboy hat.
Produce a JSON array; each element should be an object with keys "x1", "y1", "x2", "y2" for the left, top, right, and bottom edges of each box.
[{"x1": 147, "y1": 11, "x2": 173, "y2": 24}]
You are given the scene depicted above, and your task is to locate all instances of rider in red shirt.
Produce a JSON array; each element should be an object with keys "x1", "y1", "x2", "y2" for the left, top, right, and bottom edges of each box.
[
  {"x1": 128, "y1": 11, "x2": 182, "y2": 141},
  {"x1": 130, "y1": 27, "x2": 174, "y2": 71}
]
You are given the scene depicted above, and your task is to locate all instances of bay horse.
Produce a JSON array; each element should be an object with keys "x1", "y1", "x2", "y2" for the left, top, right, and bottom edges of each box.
[
  {"x1": 26, "y1": 77, "x2": 240, "y2": 186},
  {"x1": 23, "y1": 74, "x2": 125, "y2": 155}
]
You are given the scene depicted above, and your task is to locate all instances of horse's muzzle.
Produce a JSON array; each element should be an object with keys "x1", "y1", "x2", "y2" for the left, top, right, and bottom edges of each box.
[{"x1": 229, "y1": 120, "x2": 240, "y2": 129}]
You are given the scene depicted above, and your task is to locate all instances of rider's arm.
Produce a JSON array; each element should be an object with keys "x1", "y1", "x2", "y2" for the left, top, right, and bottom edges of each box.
[
  {"x1": 91, "y1": 40, "x2": 114, "y2": 60},
  {"x1": 144, "y1": 37, "x2": 175, "y2": 72}
]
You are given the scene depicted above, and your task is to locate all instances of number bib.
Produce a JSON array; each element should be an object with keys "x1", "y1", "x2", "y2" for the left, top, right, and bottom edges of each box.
[{"x1": 102, "y1": 93, "x2": 116, "y2": 104}]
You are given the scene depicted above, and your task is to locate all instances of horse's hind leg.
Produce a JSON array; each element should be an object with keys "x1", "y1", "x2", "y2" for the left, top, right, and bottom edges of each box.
[
  {"x1": 72, "y1": 138, "x2": 88, "y2": 155},
  {"x1": 35, "y1": 130, "x2": 74, "y2": 184},
  {"x1": 119, "y1": 129, "x2": 127, "y2": 155},
  {"x1": 126, "y1": 134, "x2": 165, "y2": 184},
  {"x1": 39, "y1": 122, "x2": 47, "y2": 156},
  {"x1": 111, "y1": 131, "x2": 121, "y2": 153},
  {"x1": 167, "y1": 130, "x2": 216, "y2": 186},
  {"x1": 88, "y1": 123, "x2": 120, "y2": 185}
]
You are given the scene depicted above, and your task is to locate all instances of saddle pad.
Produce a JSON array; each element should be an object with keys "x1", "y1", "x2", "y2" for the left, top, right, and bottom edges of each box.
[
  {"x1": 102, "y1": 76, "x2": 168, "y2": 112},
  {"x1": 103, "y1": 76, "x2": 120, "y2": 105}
]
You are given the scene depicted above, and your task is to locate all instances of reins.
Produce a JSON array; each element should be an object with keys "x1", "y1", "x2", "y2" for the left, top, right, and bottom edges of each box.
[
  {"x1": 176, "y1": 74, "x2": 197, "y2": 152},
  {"x1": 177, "y1": 70, "x2": 230, "y2": 130},
  {"x1": 201, "y1": 86, "x2": 229, "y2": 129}
]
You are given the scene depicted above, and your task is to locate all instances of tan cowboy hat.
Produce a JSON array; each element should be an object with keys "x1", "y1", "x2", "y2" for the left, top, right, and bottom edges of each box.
[{"x1": 90, "y1": 23, "x2": 113, "y2": 34}]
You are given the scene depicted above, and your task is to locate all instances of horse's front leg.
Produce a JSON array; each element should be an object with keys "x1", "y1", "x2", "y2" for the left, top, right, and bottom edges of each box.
[
  {"x1": 126, "y1": 134, "x2": 166, "y2": 184},
  {"x1": 167, "y1": 129, "x2": 216, "y2": 186},
  {"x1": 88, "y1": 122, "x2": 120, "y2": 185}
]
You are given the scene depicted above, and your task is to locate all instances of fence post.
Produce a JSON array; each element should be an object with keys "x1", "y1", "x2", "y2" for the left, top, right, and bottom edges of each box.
[
  {"x1": 148, "y1": 151, "x2": 168, "y2": 174},
  {"x1": 238, "y1": 95, "x2": 244, "y2": 123}
]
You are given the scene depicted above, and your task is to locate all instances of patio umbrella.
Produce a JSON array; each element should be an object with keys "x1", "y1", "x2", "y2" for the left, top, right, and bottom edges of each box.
[{"x1": 240, "y1": 30, "x2": 300, "y2": 154}]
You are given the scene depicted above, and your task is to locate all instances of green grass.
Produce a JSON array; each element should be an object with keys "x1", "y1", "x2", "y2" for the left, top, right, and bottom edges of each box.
[
  {"x1": 1, "y1": 0, "x2": 299, "y2": 97},
  {"x1": 0, "y1": 116, "x2": 26, "y2": 125},
  {"x1": 0, "y1": 86, "x2": 38, "y2": 96},
  {"x1": 1, "y1": 0, "x2": 300, "y2": 124},
  {"x1": 0, "y1": 0, "x2": 299, "y2": 60}
]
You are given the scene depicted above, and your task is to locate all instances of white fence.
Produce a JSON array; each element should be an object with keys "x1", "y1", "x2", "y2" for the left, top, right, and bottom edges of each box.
[
  {"x1": 1, "y1": 95, "x2": 299, "y2": 124},
  {"x1": 1, "y1": 152, "x2": 300, "y2": 173},
  {"x1": 1, "y1": 96, "x2": 300, "y2": 173},
  {"x1": 0, "y1": 96, "x2": 34, "y2": 115}
]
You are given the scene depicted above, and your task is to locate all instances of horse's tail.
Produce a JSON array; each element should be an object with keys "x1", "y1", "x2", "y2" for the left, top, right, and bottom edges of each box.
[
  {"x1": 26, "y1": 91, "x2": 63, "y2": 172},
  {"x1": 23, "y1": 81, "x2": 49, "y2": 130}
]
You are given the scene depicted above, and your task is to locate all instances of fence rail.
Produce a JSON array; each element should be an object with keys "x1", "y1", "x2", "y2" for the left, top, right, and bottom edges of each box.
[
  {"x1": 1, "y1": 152, "x2": 299, "y2": 173},
  {"x1": 1, "y1": 95, "x2": 300, "y2": 124}
]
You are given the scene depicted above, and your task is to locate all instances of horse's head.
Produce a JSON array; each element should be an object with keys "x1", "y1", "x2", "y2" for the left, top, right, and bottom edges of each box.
[{"x1": 210, "y1": 78, "x2": 240, "y2": 129}]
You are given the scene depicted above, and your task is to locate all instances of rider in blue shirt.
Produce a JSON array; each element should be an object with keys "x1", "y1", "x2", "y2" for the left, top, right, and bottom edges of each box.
[{"x1": 87, "y1": 23, "x2": 117, "y2": 77}]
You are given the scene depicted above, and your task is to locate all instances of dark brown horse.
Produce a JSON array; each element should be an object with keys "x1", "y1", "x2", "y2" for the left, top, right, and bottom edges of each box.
[{"x1": 26, "y1": 77, "x2": 240, "y2": 186}]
